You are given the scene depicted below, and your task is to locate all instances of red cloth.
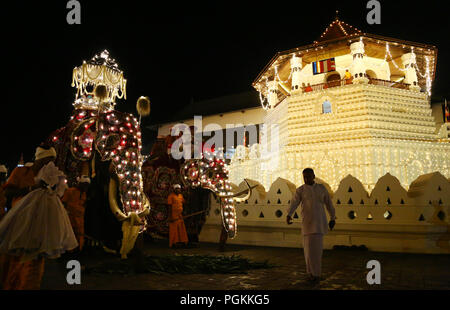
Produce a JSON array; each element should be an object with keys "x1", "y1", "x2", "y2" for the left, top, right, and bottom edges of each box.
[
  {"x1": 3, "y1": 166, "x2": 35, "y2": 207},
  {"x1": 0, "y1": 254, "x2": 45, "y2": 290},
  {"x1": 61, "y1": 187, "x2": 87, "y2": 250}
]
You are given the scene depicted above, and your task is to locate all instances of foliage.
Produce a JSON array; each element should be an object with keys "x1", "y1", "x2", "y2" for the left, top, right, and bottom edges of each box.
[{"x1": 85, "y1": 254, "x2": 274, "y2": 275}]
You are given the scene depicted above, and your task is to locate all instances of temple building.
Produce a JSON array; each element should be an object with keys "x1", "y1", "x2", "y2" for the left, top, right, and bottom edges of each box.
[
  {"x1": 156, "y1": 17, "x2": 450, "y2": 253},
  {"x1": 228, "y1": 16, "x2": 450, "y2": 192}
]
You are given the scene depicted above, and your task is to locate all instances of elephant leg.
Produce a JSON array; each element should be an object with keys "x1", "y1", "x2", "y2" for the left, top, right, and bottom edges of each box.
[
  {"x1": 218, "y1": 226, "x2": 228, "y2": 252},
  {"x1": 128, "y1": 234, "x2": 146, "y2": 273}
]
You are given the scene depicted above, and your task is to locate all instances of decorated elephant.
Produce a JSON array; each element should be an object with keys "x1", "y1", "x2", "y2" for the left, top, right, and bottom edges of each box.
[
  {"x1": 141, "y1": 137, "x2": 182, "y2": 238},
  {"x1": 45, "y1": 50, "x2": 150, "y2": 258},
  {"x1": 142, "y1": 136, "x2": 254, "y2": 245}
]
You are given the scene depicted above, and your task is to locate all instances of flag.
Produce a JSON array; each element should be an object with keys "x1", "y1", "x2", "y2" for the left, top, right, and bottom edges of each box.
[
  {"x1": 445, "y1": 99, "x2": 450, "y2": 123},
  {"x1": 313, "y1": 58, "x2": 336, "y2": 75}
]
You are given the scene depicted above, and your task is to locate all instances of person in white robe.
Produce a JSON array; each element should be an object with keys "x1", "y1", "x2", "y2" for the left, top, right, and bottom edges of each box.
[
  {"x1": 286, "y1": 168, "x2": 336, "y2": 283},
  {"x1": 0, "y1": 153, "x2": 78, "y2": 260},
  {"x1": 0, "y1": 146, "x2": 78, "y2": 289}
]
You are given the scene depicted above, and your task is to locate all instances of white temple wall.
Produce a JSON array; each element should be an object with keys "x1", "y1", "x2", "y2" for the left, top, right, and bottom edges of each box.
[
  {"x1": 157, "y1": 107, "x2": 265, "y2": 136},
  {"x1": 230, "y1": 83, "x2": 450, "y2": 192},
  {"x1": 230, "y1": 139, "x2": 450, "y2": 193},
  {"x1": 200, "y1": 173, "x2": 450, "y2": 254},
  {"x1": 296, "y1": 54, "x2": 391, "y2": 86},
  {"x1": 363, "y1": 56, "x2": 391, "y2": 80}
]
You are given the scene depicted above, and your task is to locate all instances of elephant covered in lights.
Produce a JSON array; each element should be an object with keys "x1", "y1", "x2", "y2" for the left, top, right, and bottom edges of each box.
[
  {"x1": 142, "y1": 137, "x2": 254, "y2": 242},
  {"x1": 47, "y1": 107, "x2": 150, "y2": 258},
  {"x1": 179, "y1": 158, "x2": 256, "y2": 239},
  {"x1": 44, "y1": 50, "x2": 152, "y2": 259}
]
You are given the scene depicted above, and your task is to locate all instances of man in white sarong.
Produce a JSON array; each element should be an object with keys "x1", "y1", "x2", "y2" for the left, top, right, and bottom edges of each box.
[{"x1": 286, "y1": 168, "x2": 336, "y2": 283}]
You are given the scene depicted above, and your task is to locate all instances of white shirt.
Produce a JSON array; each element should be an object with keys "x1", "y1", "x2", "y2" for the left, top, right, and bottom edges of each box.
[
  {"x1": 35, "y1": 162, "x2": 67, "y2": 198},
  {"x1": 287, "y1": 183, "x2": 336, "y2": 235}
]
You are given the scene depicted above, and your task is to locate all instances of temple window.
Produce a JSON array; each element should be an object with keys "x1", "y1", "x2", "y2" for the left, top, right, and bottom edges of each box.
[
  {"x1": 322, "y1": 100, "x2": 332, "y2": 114},
  {"x1": 326, "y1": 73, "x2": 341, "y2": 87}
]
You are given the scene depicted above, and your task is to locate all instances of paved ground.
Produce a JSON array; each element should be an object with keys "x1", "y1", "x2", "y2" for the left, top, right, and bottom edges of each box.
[{"x1": 41, "y1": 239, "x2": 450, "y2": 290}]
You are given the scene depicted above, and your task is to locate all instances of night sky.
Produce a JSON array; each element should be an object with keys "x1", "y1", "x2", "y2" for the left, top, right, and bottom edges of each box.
[{"x1": 2, "y1": 1, "x2": 449, "y2": 170}]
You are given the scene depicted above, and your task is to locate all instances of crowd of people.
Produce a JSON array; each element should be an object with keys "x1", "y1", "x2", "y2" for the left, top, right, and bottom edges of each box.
[
  {"x1": 0, "y1": 146, "x2": 78, "y2": 289},
  {"x1": 0, "y1": 144, "x2": 194, "y2": 290},
  {"x1": 0, "y1": 142, "x2": 337, "y2": 289}
]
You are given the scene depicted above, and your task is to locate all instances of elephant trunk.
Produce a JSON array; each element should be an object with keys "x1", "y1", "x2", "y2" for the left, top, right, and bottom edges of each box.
[{"x1": 217, "y1": 179, "x2": 256, "y2": 202}]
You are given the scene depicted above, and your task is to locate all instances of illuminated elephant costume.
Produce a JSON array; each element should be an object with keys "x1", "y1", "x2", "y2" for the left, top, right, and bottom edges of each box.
[
  {"x1": 142, "y1": 136, "x2": 254, "y2": 241},
  {"x1": 46, "y1": 50, "x2": 150, "y2": 258}
]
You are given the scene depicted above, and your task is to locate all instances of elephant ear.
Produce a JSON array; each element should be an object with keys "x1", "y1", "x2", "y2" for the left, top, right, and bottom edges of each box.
[
  {"x1": 95, "y1": 112, "x2": 120, "y2": 161},
  {"x1": 71, "y1": 117, "x2": 97, "y2": 160},
  {"x1": 152, "y1": 166, "x2": 176, "y2": 198},
  {"x1": 180, "y1": 160, "x2": 201, "y2": 188},
  {"x1": 95, "y1": 110, "x2": 146, "y2": 215},
  {"x1": 180, "y1": 157, "x2": 237, "y2": 238}
]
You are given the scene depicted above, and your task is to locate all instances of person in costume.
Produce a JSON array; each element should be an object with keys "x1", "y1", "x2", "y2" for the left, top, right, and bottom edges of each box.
[
  {"x1": 304, "y1": 83, "x2": 313, "y2": 92},
  {"x1": 344, "y1": 69, "x2": 353, "y2": 84},
  {"x1": 344, "y1": 69, "x2": 352, "y2": 79},
  {"x1": 62, "y1": 175, "x2": 90, "y2": 251},
  {"x1": 0, "y1": 146, "x2": 78, "y2": 290},
  {"x1": 286, "y1": 168, "x2": 336, "y2": 284},
  {"x1": 3, "y1": 147, "x2": 56, "y2": 211},
  {"x1": 167, "y1": 184, "x2": 188, "y2": 248},
  {"x1": 0, "y1": 165, "x2": 7, "y2": 220}
]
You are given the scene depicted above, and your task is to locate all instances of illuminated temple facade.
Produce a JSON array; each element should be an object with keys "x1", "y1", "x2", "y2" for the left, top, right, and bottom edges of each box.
[
  {"x1": 156, "y1": 18, "x2": 450, "y2": 253},
  {"x1": 228, "y1": 17, "x2": 450, "y2": 192}
]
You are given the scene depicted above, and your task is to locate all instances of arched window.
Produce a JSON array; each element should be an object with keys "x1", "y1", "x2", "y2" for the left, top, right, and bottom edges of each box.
[
  {"x1": 326, "y1": 73, "x2": 341, "y2": 83},
  {"x1": 326, "y1": 73, "x2": 341, "y2": 87},
  {"x1": 366, "y1": 70, "x2": 377, "y2": 79},
  {"x1": 322, "y1": 100, "x2": 332, "y2": 114}
]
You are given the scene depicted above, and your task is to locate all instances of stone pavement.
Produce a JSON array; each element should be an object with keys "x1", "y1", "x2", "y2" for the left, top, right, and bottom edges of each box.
[{"x1": 41, "y1": 239, "x2": 450, "y2": 290}]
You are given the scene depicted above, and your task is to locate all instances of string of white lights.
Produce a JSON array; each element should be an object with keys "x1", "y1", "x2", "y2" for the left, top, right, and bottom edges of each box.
[
  {"x1": 258, "y1": 89, "x2": 270, "y2": 110},
  {"x1": 275, "y1": 65, "x2": 292, "y2": 83},
  {"x1": 385, "y1": 43, "x2": 406, "y2": 72},
  {"x1": 257, "y1": 79, "x2": 271, "y2": 110},
  {"x1": 424, "y1": 56, "x2": 432, "y2": 96},
  {"x1": 256, "y1": 39, "x2": 434, "y2": 107}
]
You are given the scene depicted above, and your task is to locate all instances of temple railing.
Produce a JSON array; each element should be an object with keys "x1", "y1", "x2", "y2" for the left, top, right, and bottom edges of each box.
[
  {"x1": 299, "y1": 79, "x2": 347, "y2": 92},
  {"x1": 302, "y1": 77, "x2": 410, "y2": 93},
  {"x1": 368, "y1": 77, "x2": 410, "y2": 89}
]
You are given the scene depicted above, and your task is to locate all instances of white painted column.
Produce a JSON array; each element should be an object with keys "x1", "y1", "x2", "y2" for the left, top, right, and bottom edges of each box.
[
  {"x1": 290, "y1": 55, "x2": 303, "y2": 93},
  {"x1": 267, "y1": 80, "x2": 279, "y2": 108},
  {"x1": 350, "y1": 41, "x2": 369, "y2": 84},
  {"x1": 401, "y1": 52, "x2": 421, "y2": 91}
]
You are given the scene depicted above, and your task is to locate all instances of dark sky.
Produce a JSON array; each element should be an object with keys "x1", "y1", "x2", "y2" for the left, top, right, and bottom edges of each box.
[{"x1": 2, "y1": 0, "x2": 449, "y2": 169}]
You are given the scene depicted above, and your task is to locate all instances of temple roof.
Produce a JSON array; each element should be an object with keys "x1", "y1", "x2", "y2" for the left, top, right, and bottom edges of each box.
[
  {"x1": 252, "y1": 15, "x2": 438, "y2": 91},
  {"x1": 314, "y1": 16, "x2": 362, "y2": 43}
]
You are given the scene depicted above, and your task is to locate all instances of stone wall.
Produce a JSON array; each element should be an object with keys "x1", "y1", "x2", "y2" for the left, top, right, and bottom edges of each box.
[{"x1": 199, "y1": 173, "x2": 450, "y2": 254}]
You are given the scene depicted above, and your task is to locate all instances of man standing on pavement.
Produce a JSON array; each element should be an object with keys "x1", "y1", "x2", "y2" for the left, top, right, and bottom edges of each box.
[{"x1": 286, "y1": 168, "x2": 336, "y2": 283}]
